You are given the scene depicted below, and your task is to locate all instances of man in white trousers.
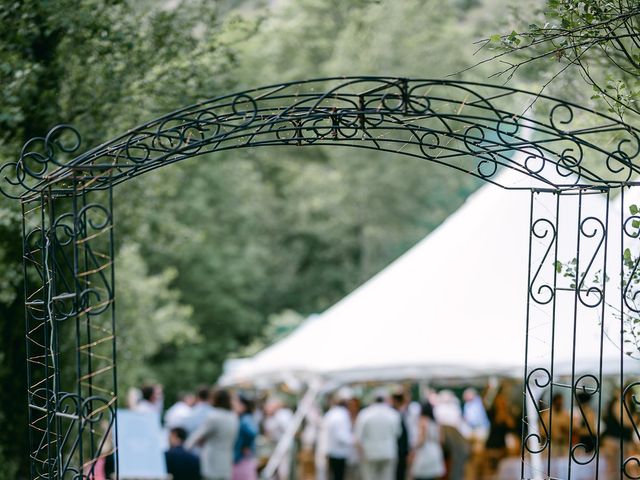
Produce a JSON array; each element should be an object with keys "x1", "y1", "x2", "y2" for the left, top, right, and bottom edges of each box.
[{"x1": 355, "y1": 390, "x2": 401, "y2": 480}]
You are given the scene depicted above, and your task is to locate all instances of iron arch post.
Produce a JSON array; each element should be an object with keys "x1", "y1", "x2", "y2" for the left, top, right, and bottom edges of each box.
[{"x1": 3, "y1": 77, "x2": 640, "y2": 479}]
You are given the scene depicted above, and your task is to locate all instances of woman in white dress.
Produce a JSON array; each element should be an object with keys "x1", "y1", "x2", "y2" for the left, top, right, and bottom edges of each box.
[{"x1": 411, "y1": 402, "x2": 446, "y2": 480}]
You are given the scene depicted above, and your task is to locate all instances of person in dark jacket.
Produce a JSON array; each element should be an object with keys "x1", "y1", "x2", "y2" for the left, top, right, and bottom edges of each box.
[
  {"x1": 165, "y1": 427, "x2": 200, "y2": 480},
  {"x1": 391, "y1": 391, "x2": 410, "y2": 480}
]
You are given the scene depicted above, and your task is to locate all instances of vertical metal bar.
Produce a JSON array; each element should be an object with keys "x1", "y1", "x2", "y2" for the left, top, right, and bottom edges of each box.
[
  {"x1": 620, "y1": 187, "x2": 625, "y2": 480},
  {"x1": 547, "y1": 191, "x2": 561, "y2": 471},
  {"x1": 40, "y1": 191, "x2": 53, "y2": 478},
  {"x1": 22, "y1": 200, "x2": 35, "y2": 479},
  {"x1": 81, "y1": 189, "x2": 96, "y2": 461},
  {"x1": 72, "y1": 176, "x2": 84, "y2": 471},
  {"x1": 568, "y1": 189, "x2": 584, "y2": 479},
  {"x1": 595, "y1": 189, "x2": 610, "y2": 479},
  {"x1": 47, "y1": 190, "x2": 63, "y2": 472},
  {"x1": 521, "y1": 190, "x2": 535, "y2": 480},
  {"x1": 108, "y1": 183, "x2": 119, "y2": 476}
]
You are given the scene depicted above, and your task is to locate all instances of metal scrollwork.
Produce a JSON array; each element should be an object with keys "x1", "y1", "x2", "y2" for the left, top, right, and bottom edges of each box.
[
  {"x1": 476, "y1": 151, "x2": 499, "y2": 179},
  {"x1": 522, "y1": 145, "x2": 546, "y2": 175},
  {"x1": 406, "y1": 85, "x2": 432, "y2": 114},
  {"x1": 549, "y1": 103, "x2": 575, "y2": 134},
  {"x1": 623, "y1": 382, "x2": 640, "y2": 478},
  {"x1": 557, "y1": 144, "x2": 583, "y2": 180},
  {"x1": 623, "y1": 213, "x2": 640, "y2": 313},
  {"x1": 529, "y1": 218, "x2": 557, "y2": 305},
  {"x1": 624, "y1": 457, "x2": 640, "y2": 480},
  {"x1": 418, "y1": 131, "x2": 440, "y2": 159},
  {"x1": 496, "y1": 113, "x2": 520, "y2": 145},
  {"x1": 577, "y1": 216, "x2": 606, "y2": 308},
  {"x1": 524, "y1": 367, "x2": 552, "y2": 454},
  {"x1": 2, "y1": 77, "x2": 640, "y2": 200},
  {"x1": 570, "y1": 374, "x2": 600, "y2": 465},
  {"x1": 608, "y1": 130, "x2": 640, "y2": 182},
  {"x1": 463, "y1": 125, "x2": 487, "y2": 154}
]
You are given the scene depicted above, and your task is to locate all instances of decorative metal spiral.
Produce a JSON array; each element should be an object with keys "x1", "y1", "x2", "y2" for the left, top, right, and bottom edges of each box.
[
  {"x1": 623, "y1": 382, "x2": 640, "y2": 478},
  {"x1": 623, "y1": 214, "x2": 640, "y2": 313},
  {"x1": 524, "y1": 367, "x2": 552, "y2": 454},
  {"x1": 529, "y1": 218, "x2": 557, "y2": 305},
  {"x1": 2, "y1": 78, "x2": 640, "y2": 200},
  {"x1": 570, "y1": 374, "x2": 600, "y2": 465},
  {"x1": 577, "y1": 216, "x2": 606, "y2": 308}
]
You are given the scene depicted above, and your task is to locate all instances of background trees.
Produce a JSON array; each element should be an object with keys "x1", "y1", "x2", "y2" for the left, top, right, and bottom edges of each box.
[{"x1": 1, "y1": 0, "x2": 636, "y2": 476}]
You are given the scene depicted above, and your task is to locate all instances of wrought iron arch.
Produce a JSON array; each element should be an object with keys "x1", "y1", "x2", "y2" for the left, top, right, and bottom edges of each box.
[{"x1": 3, "y1": 77, "x2": 640, "y2": 479}]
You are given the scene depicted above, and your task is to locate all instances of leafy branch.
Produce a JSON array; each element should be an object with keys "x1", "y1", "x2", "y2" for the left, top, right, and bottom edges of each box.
[{"x1": 462, "y1": 0, "x2": 640, "y2": 119}]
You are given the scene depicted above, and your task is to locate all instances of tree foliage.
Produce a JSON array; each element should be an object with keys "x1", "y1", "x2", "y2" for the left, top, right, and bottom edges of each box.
[
  {"x1": 0, "y1": 0, "x2": 513, "y2": 473},
  {"x1": 477, "y1": 0, "x2": 640, "y2": 118}
]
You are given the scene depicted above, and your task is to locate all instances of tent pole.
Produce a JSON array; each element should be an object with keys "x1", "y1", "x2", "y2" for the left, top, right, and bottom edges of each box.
[{"x1": 261, "y1": 378, "x2": 324, "y2": 479}]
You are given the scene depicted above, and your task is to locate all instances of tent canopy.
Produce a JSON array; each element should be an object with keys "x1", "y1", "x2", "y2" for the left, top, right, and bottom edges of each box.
[{"x1": 221, "y1": 160, "x2": 640, "y2": 386}]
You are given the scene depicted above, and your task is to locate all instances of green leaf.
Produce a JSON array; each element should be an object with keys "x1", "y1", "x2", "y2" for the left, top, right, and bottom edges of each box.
[
  {"x1": 625, "y1": 248, "x2": 632, "y2": 261},
  {"x1": 631, "y1": 204, "x2": 639, "y2": 215},
  {"x1": 555, "y1": 260, "x2": 562, "y2": 273},
  {"x1": 490, "y1": 34, "x2": 501, "y2": 43},
  {"x1": 633, "y1": 220, "x2": 640, "y2": 229}
]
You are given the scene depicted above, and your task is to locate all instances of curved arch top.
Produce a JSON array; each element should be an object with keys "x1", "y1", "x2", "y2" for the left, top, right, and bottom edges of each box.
[{"x1": 3, "y1": 76, "x2": 640, "y2": 199}]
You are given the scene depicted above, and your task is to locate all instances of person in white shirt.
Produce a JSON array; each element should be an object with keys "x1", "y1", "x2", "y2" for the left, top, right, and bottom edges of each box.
[
  {"x1": 411, "y1": 402, "x2": 445, "y2": 480},
  {"x1": 323, "y1": 390, "x2": 355, "y2": 480},
  {"x1": 134, "y1": 384, "x2": 163, "y2": 419},
  {"x1": 164, "y1": 391, "x2": 196, "y2": 429},
  {"x1": 462, "y1": 388, "x2": 490, "y2": 438},
  {"x1": 184, "y1": 386, "x2": 215, "y2": 434},
  {"x1": 355, "y1": 390, "x2": 402, "y2": 480}
]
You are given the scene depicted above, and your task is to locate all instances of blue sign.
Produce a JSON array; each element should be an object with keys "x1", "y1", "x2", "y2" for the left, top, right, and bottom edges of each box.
[{"x1": 116, "y1": 409, "x2": 168, "y2": 479}]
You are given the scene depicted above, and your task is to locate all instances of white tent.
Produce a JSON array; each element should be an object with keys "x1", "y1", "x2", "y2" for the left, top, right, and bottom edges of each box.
[{"x1": 221, "y1": 158, "x2": 640, "y2": 386}]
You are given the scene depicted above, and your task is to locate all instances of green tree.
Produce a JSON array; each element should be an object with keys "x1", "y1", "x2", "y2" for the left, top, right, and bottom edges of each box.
[
  {"x1": 479, "y1": 0, "x2": 639, "y2": 118},
  {"x1": 0, "y1": 0, "x2": 531, "y2": 473},
  {"x1": 0, "y1": 0, "x2": 251, "y2": 473},
  {"x1": 114, "y1": 244, "x2": 195, "y2": 390}
]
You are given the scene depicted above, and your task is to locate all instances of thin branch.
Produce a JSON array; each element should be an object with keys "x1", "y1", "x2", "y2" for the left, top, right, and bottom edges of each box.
[
  {"x1": 604, "y1": 20, "x2": 640, "y2": 69},
  {"x1": 519, "y1": 42, "x2": 597, "y2": 118},
  {"x1": 457, "y1": 5, "x2": 640, "y2": 79}
]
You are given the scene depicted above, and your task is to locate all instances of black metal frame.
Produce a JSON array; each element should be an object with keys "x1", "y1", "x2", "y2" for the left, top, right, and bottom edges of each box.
[{"x1": 2, "y1": 77, "x2": 640, "y2": 478}]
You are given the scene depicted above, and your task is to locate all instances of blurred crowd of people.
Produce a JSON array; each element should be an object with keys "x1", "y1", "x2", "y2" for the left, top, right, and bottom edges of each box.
[
  {"x1": 306, "y1": 386, "x2": 508, "y2": 480},
  {"x1": 116, "y1": 381, "x2": 638, "y2": 480},
  {"x1": 127, "y1": 384, "x2": 294, "y2": 480}
]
